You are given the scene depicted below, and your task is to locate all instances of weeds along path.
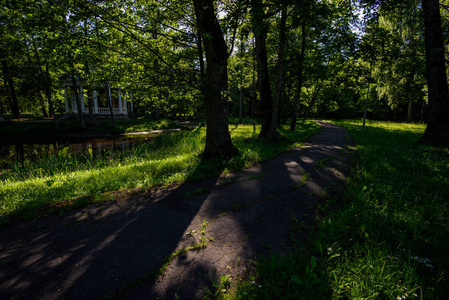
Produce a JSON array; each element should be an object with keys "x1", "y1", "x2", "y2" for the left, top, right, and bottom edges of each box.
[{"x1": 0, "y1": 122, "x2": 355, "y2": 299}]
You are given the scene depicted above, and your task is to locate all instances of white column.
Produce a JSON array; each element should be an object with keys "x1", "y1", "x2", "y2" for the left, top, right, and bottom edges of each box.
[
  {"x1": 129, "y1": 91, "x2": 133, "y2": 113},
  {"x1": 64, "y1": 85, "x2": 70, "y2": 113},
  {"x1": 118, "y1": 87, "x2": 122, "y2": 114},
  {"x1": 79, "y1": 86, "x2": 85, "y2": 113},
  {"x1": 93, "y1": 90, "x2": 98, "y2": 114}
]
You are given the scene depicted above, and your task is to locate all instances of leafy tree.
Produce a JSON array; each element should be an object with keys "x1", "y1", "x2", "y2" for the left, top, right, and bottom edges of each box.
[
  {"x1": 193, "y1": 0, "x2": 238, "y2": 158},
  {"x1": 251, "y1": 0, "x2": 274, "y2": 138}
]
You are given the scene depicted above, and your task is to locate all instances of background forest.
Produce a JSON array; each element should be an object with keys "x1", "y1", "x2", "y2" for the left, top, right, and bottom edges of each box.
[{"x1": 1, "y1": 0, "x2": 446, "y2": 128}]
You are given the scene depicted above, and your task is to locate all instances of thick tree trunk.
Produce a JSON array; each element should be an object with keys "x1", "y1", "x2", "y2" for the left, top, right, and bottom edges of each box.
[
  {"x1": 421, "y1": 0, "x2": 449, "y2": 142},
  {"x1": 291, "y1": 23, "x2": 306, "y2": 131},
  {"x1": 193, "y1": 0, "x2": 238, "y2": 158},
  {"x1": 1, "y1": 59, "x2": 20, "y2": 119},
  {"x1": 251, "y1": 0, "x2": 273, "y2": 138},
  {"x1": 268, "y1": 4, "x2": 287, "y2": 140}
]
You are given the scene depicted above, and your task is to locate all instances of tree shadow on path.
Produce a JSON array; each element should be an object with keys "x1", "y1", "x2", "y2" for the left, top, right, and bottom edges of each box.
[{"x1": 0, "y1": 158, "x2": 228, "y2": 300}]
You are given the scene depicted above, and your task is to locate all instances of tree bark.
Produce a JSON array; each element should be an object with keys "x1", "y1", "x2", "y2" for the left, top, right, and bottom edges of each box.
[
  {"x1": 37, "y1": 92, "x2": 49, "y2": 117},
  {"x1": 239, "y1": 39, "x2": 244, "y2": 123},
  {"x1": 71, "y1": 71, "x2": 85, "y2": 128},
  {"x1": 84, "y1": 61, "x2": 94, "y2": 124},
  {"x1": 291, "y1": 23, "x2": 306, "y2": 131},
  {"x1": 193, "y1": 0, "x2": 238, "y2": 158},
  {"x1": 406, "y1": 95, "x2": 413, "y2": 123},
  {"x1": 30, "y1": 39, "x2": 49, "y2": 118},
  {"x1": 421, "y1": 0, "x2": 449, "y2": 142},
  {"x1": 1, "y1": 59, "x2": 20, "y2": 119},
  {"x1": 196, "y1": 29, "x2": 206, "y2": 119},
  {"x1": 44, "y1": 64, "x2": 56, "y2": 122},
  {"x1": 106, "y1": 83, "x2": 115, "y2": 127},
  {"x1": 251, "y1": 0, "x2": 273, "y2": 138},
  {"x1": 268, "y1": 3, "x2": 287, "y2": 139}
]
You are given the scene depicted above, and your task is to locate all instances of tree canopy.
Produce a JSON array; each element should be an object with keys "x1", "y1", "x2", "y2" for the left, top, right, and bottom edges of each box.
[{"x1": 1, "y1": 0, "x2": 448, "y2": 148}]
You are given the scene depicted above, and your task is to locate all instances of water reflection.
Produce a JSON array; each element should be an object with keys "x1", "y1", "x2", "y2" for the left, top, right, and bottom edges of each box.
[{"x1": 0, "y1": 134, "x2": 156, "y2": 162}]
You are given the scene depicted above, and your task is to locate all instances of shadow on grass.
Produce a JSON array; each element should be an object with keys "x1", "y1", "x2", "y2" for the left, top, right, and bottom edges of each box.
[{"x1": 315, "y1": 120, "x2": 449, "y2": 298}]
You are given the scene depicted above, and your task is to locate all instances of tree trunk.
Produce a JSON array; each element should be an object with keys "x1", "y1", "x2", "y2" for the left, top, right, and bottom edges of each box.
[
  {"x1": 71, "y1": 71, "x2": 85, "y2": 128},
  {"x1": 44, "y1": 64, "x2": 56, "y2": 122},
  {"x1": 268, "y1": 3, "x2": 287, "y2": 140},
  {"x1": 38, "y1": 92, "x2": 49, "y2": 117},
  {"x1": 239, "y1": 86, "x2": 243, "y2": 122},
  {"x1": 251, "y1": 0, "x2": 273, "y2": 138},
  {"x1": 30, "y1": 40, "x2": 49, "y2": 118},
  {"x1": 193, "y1": 0, "x2": 238, "y2": 158},
  {"x1": 406, "y1": 96, "x2": 413, "y2": 123},
  {"x1": 84, "y1": 61, "x2": 94, "y2": 124},
  {"x1": 1, "y1": 59, "x2": 20, "y2": 119},
  {"x1": 420, "y1": 97, "x2": 427, "y2": 122},
  {"x1": 196, "y1": 29, "x2": 206, "y2": 111},
  {"x1": 421, "y1": 0, "x2": 449, "y2": 142},
  {"x1": 251, "y1": 37, "x2": 256, "y2": 121},
  {"x1": 239, "y1": 39, "x2": 244, "y2": 123},
  {"x1": 291, "y1": 23, "x2": 306, "y2": 131},
  {"x1": 106, "y1": 83, "x2": 115, "y2": 127}
]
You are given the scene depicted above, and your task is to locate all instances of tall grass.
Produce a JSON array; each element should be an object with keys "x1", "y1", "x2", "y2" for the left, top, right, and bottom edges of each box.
[
  {"x1": 224, "y1": 120, "x2": 448, "y2": 299},
  {"x1": 0, "y1": 121, "x2": 320, "y2": 224}
]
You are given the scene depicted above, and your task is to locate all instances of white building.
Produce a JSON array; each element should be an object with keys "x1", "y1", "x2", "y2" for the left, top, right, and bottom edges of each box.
[{"x1": 61, "y1": 75, "x2": 134, "y2": 116}]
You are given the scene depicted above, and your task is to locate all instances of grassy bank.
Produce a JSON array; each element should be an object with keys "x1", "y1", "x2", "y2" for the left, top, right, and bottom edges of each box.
[
  {"x1": 223, "y1": 120, "x2": 448, "y2": 299},
  {"x1": 0, "y1": 121, "x2": 320, "y2": 224}
]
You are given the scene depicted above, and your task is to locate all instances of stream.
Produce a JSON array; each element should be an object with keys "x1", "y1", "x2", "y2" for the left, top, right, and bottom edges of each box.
[{"x1": 0, "y1": 133, "x2": 157, "y2": 162}]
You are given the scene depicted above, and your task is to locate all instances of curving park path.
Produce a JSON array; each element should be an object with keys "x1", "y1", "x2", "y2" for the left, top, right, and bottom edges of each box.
[{"x1": 0, "y1": 122, "x2": 355, "y2": 299}]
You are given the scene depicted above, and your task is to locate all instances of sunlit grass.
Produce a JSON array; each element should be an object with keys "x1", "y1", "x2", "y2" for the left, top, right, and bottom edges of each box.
[
  {"x1": 224, "y1": 119, "x2": 448, "y2": 299},
  {"x1": 0, "y1": 121, "x2": 320, "y2": 224}
]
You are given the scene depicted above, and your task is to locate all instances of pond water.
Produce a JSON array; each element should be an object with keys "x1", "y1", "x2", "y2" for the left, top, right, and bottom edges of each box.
[{"x1": 0, "y1": 134, "x2": 157, "y2": 162}]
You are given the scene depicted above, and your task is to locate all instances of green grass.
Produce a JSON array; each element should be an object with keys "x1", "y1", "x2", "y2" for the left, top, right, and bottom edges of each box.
[
  {"x1": 224, "y1": 120, "x2": 448, "y2": 299},
  {"x1": 0, "y1": 121, "x2": 320, "y2": 224}
]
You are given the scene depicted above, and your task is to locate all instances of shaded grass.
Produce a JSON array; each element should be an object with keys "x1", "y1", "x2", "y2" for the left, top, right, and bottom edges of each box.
[
  {"x1": 0, "y1": 121, "x2": 320, "y2": 224},
  {"x1": 224, "y1": 120, "x2": 448, "y2": 299}
]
